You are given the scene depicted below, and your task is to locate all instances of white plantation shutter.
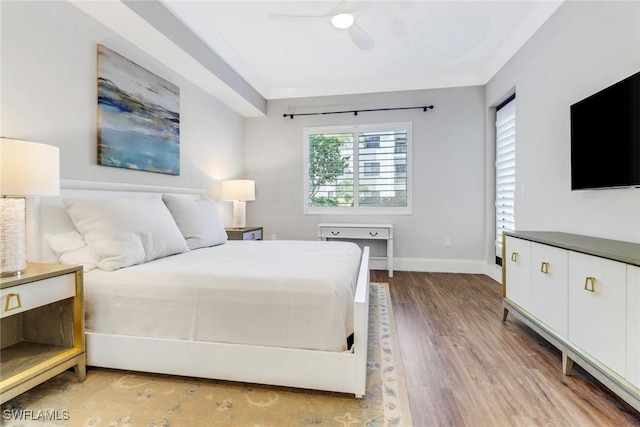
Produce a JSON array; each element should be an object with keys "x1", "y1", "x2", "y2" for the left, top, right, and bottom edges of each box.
[
  {"x1": 495, "y1": 96, "x2": 516, "y2": 260},
  {"x1": 358, "y1": 129, "x2": 408, "y2": 208},
  {"x1": 304, "y1": 123, "x2": 412, "y2": 214}
]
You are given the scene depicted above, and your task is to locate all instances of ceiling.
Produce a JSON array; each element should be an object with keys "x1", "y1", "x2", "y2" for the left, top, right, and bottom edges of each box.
[{"x1": 71, "y1": 1, "x2": 563, "y2": 116}]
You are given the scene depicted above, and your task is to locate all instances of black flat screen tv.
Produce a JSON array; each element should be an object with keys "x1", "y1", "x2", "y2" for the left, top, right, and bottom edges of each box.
[{"x1": 570, "y1": 71, "x2": 640, "y2": 190}]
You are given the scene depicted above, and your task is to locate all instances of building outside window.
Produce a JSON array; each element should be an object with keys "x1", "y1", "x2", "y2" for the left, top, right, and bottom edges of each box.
[{"x1": 364, "y1": 161, "x2": 381, "y2": 176}]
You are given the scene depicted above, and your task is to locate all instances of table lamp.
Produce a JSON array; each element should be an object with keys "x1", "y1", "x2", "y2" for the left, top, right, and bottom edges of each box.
[
  {"x1": 222, "y1": 179, "x2": 255, "y2": 228},
  {"x1": 0, "y1": 138, "x2": 60, "y2": 276}
]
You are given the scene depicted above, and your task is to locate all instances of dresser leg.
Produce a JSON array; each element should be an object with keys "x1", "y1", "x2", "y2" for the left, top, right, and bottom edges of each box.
[
  {"x1": 502, "y1": 307, "x2": 509, "y2": 321},
  {"x1": 562, "y1": 352, "x2": 574, "y2": 376}
]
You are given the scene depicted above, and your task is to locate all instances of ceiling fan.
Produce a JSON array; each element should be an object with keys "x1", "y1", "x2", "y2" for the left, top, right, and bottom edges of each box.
[{"x1": 271, "y1": 1, "x2": 375, "y2": 50}]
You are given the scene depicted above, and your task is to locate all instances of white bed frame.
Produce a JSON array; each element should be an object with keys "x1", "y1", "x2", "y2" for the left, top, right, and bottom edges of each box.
[{"x1": 27, "y1": 179, "x2": 370, "y2": 397}]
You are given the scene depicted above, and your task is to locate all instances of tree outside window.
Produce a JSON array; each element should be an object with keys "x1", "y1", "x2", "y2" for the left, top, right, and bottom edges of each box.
[{"x1": 307, "y1": 134, "x2": 352, "y2": 207}]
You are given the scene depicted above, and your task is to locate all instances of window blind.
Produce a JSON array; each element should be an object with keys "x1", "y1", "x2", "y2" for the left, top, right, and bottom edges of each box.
[
  {"x1": 495, "y1": 97, "x2": 516, "y2": 260},
  {"x1": 358, "y1": 130, "x2": 408, "y2": 207},
  {"x1": 304, "y1": 123, "x2": 411, "y2": 214}
]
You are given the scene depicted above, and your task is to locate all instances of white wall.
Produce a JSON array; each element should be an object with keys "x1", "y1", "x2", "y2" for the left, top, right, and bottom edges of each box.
[
  {"x1": 0, "y1": 1, "x2": 245, "y2": 211},
  {"x1": 485, "y1": 0, "x2": 640, "y2": 262},
  {"x1": 7, "y1": 1, "x2": 636, "y2": 276},
  {"x1": 244, "y1": 87, "x2": 487, "y2": 272}
]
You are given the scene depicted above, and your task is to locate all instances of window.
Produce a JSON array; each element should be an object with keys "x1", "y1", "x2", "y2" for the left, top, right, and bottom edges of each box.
[
  {"x1": 363, "y1": 135, "x2": 380, "y2": 149},
  {"x1": 364, "y1": 162, "x2": 380, "y2": 176},
  {"x1": 495, "y1": 94, "x2": 516, "y2": 265},
  {"x1": 304, "y1": 123, "x2": 412, "y2": 214}
]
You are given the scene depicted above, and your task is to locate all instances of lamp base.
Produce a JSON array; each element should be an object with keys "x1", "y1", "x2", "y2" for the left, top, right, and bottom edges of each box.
[
  {"x1": 232, "y1": 200, "x2": 247, "y2": 228},
  {"x1": 1, "y1": 197, "x2": 27, "y2": 276}
]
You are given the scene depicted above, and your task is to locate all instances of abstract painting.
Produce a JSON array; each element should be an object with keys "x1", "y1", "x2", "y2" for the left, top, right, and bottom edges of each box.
[{"x1": 97, "y1": 45, "x2": 180, "y2": 175}]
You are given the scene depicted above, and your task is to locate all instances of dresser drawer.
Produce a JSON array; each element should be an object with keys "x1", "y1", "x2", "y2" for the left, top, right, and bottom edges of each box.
[
  {"x1": 320, "y1": 227, "x2": 389, "y2": 240},
  {"x1": 1, "y1": 273, "x2": 76, "y2": 318}
]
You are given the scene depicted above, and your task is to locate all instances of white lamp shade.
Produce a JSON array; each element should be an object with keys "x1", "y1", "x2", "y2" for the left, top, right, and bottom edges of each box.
[
  {"x1": 0, "y1": 138, "x2": 60, "y2": 196},
  {"x1": 222, "y1": 179, "x2": 255, "y2": 201}
]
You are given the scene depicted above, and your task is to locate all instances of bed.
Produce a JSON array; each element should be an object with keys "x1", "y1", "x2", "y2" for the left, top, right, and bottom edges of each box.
[{"x1": 26, "y1": 179, "x2": 370, "y2": 397}]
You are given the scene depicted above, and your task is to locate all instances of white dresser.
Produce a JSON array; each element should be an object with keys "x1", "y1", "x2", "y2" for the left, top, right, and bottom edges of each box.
[
  {"x1": 503, "y1": 231, "x2": 640, "y2": 412},
  {"x1": 318, "y1": 223, "x2": 394, "y2": 277}
]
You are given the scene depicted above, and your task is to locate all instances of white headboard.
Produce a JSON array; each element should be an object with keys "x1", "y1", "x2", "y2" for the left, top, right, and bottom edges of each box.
[{"x1": 26, "y1": 179, "x2": 206, "y2": 263}]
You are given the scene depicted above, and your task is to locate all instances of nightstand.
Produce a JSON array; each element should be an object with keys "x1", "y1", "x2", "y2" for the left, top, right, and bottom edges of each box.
[
  {"x1": 0, "y1": 263, "x2": 86, "y2": 404},
  {"x1": 226, "y1": 226, "x2": 263, "y2": 241}
]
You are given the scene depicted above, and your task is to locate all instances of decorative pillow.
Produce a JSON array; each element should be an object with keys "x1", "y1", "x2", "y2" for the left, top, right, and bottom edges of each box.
[
  {"x1": 162, "y1": 194, "x2": 227, "y2": 249},
  {"x1": 46, "y1": 231, "x2": 99, "y2": 272},
  {"x1": 63, "y1": 197, "x2": 189, "y2": 271}
]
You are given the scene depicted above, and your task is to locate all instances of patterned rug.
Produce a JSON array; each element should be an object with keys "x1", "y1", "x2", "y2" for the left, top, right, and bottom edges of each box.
[{"x1": 1, "y1": 283, "x2": 412, "y2": 427}]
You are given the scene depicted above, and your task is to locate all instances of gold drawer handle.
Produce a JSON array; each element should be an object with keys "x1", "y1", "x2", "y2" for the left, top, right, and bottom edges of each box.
[
  {"x1": 510, "y1": 252, "x2": 519, "y2": 262},
  {"x1": 540, "y1": 262, "x2": 550, "y2": 274},
  {"x1": 584, "y1": 277, "x2": 596, "y2": 292},
  {"x1": 369, "y1": 232, "x2": 378, "y2": 237},
  {"x1": 331, "y1": 231, "x2": 340, "y2": 236},
  {"x1": 4, "y1": 293, "x2": 22, "y2": 312}
]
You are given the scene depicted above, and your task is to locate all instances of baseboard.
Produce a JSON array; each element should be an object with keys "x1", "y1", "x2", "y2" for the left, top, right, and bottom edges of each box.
[
  {"x1": 370, "y1": 257, "x2": 504, "y2": 283},
  {"x1": 393, "y1": 257, "x2": 487, "y2": 274},
  {"x1": 484, "y1": 263, "x2": 503, "y2": 284}
]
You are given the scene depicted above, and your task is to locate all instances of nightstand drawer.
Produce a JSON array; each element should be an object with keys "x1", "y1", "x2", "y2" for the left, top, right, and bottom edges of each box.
[
  {"x1": 1, "y1": 273, "x2": 75, "y2": 318},
  {"x1": 320, "y1": 227, "x2": 389, "y2": 240},
  {"x1": 226, "y1": 227, "x2": 263, "y2": 241},
  {"x1": 243, "y1": 228, "x2": 262, "y2": 240}
]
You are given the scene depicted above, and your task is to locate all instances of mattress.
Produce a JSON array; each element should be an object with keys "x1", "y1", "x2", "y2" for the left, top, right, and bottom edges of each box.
[{"x1": 83, "y1": 240, "x2": 362, "y2": 352}]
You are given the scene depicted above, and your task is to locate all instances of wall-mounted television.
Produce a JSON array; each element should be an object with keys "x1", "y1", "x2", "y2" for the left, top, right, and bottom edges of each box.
[{"x1": 570, "y1": 71, "x2": 640, "y2": 190}]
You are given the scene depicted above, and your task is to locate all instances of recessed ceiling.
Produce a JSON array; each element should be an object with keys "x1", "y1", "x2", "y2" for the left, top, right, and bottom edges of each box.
[
  {"x1": 161, "y1": 0, "x2": 563, "y2": 99},
  {"x1": 71, "y1": 0, "x2": 563, "y2": 116}
]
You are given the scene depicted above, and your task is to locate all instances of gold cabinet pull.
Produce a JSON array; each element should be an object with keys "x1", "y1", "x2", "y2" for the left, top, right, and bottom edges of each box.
[
  {"x1": 511, "y1": 252, "x2": 519, "y2": 262},
  {"x1": 584, "y1": 277, "x2": 596, "y2": 292},
  {"x1": 540, "y1": 262, "x2": 550, "y2": 274},
  {"x1": 4, "y1": 293, "x2": 22, "y2": 312}
]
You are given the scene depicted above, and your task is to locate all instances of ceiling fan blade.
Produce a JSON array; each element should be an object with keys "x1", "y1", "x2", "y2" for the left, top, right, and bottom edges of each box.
[
  {"x1": 328, "y1": 0, "x2": 367, "y2": 16},
  {"x1": 269, "y1": 12, "x2": 328, "y2": 20},
  {"x1": 348, "y1": 22, "x2": 375, "y2": 50},
  {"x1": 270, "y1": 0, "x2": 367, "y2": 20}
]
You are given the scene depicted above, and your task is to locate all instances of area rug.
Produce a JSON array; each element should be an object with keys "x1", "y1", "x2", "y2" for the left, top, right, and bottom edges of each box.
[{"x1": 1, "y1": 283, "x2": 412, "y2": 427}]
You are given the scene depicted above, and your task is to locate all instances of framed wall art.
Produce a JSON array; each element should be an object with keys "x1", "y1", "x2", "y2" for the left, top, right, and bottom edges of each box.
[{"x1": 97, "y1": 45, "x2": 180, "y2": 175}]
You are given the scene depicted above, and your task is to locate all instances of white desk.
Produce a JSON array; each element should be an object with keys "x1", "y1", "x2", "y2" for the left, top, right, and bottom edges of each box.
[{"x1": 317, "y1": 223, "x2": 394, "y2": 277}]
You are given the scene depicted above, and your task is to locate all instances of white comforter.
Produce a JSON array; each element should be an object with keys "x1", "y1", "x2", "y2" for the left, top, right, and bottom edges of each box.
[{"x1": 83, "y1": 240, "x2": 362, "y2": 352}]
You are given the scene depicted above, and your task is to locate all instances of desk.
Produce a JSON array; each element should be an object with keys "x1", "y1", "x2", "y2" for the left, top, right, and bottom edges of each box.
[{"x1": 318, "y1": 223, "x2": 394, "y2": 277}]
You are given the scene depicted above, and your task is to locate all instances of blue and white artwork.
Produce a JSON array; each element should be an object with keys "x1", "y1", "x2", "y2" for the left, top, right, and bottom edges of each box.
[{"x1": 98, "y1": 45, "x2": 180, "y2": 175}]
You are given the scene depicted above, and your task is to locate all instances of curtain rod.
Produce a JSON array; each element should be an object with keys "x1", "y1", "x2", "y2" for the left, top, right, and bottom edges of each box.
[{"x1": 283, "y1": 104, "x2": 434, "y2": 119}]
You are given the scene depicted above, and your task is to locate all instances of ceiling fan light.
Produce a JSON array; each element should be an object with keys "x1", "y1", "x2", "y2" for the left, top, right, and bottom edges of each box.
[{"x1": 331, "y1": 13, "x2": 354, "y2": 29}]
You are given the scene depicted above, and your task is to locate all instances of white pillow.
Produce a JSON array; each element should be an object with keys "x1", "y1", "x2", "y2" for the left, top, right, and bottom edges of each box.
[
  {"x1": 46, "y1": 231, "x2": 99, "y2": 272},
  {"x1": 63, "y1": 197, "x2": 189, "y2": 271},
  {"x1": 162, "y1": 194, "x2": 227, "y2": 249}
]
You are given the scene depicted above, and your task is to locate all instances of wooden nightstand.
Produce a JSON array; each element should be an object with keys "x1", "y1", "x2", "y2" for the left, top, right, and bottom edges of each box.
[
  {"x1": 226, "y1": 226, "x2": 263, "y2": 241},
  {"x1": 0, "y1": 263, "x2": 86, "y2": 404}
]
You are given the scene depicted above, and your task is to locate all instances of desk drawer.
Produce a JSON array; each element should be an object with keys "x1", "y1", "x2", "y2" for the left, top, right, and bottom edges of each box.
[
  {"x1": 1, "y1": 274, "x2": 76, "y2": 318},
  {"x1": 320, "y1": 227, "x2": 389, "y2": 240}
]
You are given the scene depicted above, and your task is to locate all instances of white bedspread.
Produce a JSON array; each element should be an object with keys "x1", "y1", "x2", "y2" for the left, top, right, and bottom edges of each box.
[{"x1": 83, "y1": 240, "x2": 362, "y2": 352}]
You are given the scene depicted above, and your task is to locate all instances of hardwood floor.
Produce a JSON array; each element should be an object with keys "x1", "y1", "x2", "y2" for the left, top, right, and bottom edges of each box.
[{"x1": 370, "y1": 270, "x2": 640, "y2": 427}]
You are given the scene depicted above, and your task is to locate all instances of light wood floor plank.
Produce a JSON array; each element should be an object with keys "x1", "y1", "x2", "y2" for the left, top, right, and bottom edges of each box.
[{"x1": 371, "y1": 270, "x2": 640, "y2": 427}]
